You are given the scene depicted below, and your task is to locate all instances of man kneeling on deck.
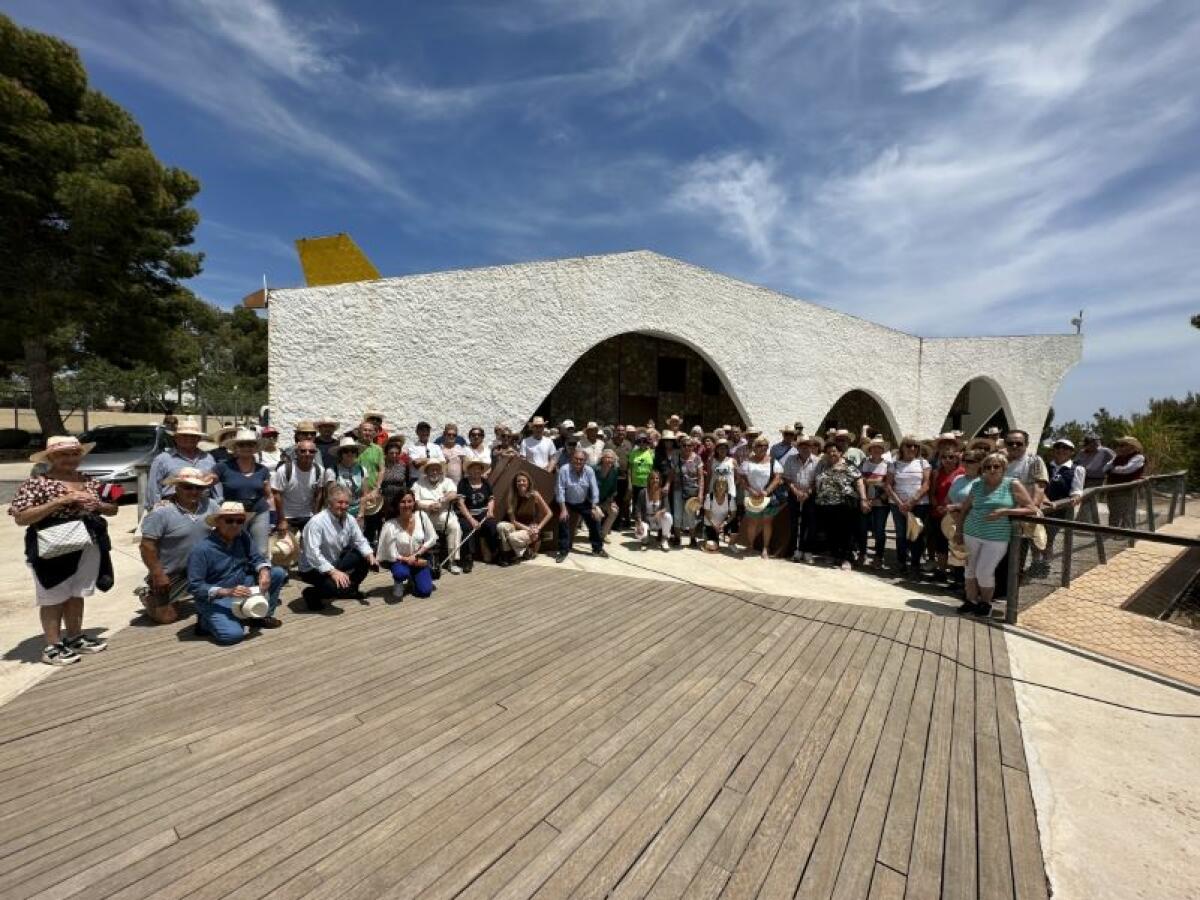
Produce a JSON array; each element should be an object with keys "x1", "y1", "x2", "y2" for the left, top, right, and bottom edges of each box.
[
  {"x1": 186, "y1": 502, "x2": 288, "y2": 644},
  {"x1": 299, "y1": 485, "x2": 378, "y2": 610},
  {"x1": 138, "y1": 467, "x2": 220, "y2": 624}
]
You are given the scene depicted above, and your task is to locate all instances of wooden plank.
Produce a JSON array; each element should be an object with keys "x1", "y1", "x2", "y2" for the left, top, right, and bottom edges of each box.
[
  {"x1": 642, "y1": 787, "x2": 744, "y2": 900},
  {"x1": 867, "y1": 862, "x2": 906, "y2": 900},
  {"x1": 902, "y1": 616, "x2": 958, "y2": 899},
  {"x1": 455, "y1": 821, "x2": 561, "y2": 900},
  {"x1": 761, "y1": 612, "x2": 912, "y2": 899},
  {"x1": 989, "y1": 625, "x2": 1027, "y2": 773},
  {"x1": 974, "y1": 622, "x2": 1015, "y2": 900},
  {"x1": 704, "y1": 606, "x2": 873, "y2": 876},
  {"x1": 1002, "y1": 765, "x2": 1050, "y2": 900},
  {"x1": 941, "y1": 616, "x2": 977, "y2": 900},
  {"x1": 88, "y1": 582, "x2": 733, "y2": 900},
  {"x1": 829, "y1": 614, "x2": 930, "y2": 900},
  {"x1": 863, "y1": 612, "x2": 940, "y2": 876},
  {"x1": 718, "y1": 608, "x2": 894, "y2": 899}
]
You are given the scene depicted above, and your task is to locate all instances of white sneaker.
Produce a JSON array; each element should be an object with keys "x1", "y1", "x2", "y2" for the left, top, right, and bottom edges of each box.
[
  {"x1": 660, "y1": 539, "x2": 670, "y2": 552},
  {"x1": 448, "y1": 564, "x2": 463, "y2": 575},
  {"x1": 791, "y1": 550, "x2": 802, "y2": 562}
]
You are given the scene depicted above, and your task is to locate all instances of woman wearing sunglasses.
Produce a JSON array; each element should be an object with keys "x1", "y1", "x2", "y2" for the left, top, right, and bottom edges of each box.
[{"x1": 952, "y1": 451, "x2": 1036, "y2": 616}]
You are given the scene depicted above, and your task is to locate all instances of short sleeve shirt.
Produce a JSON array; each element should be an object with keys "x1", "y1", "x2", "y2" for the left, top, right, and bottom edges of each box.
[
  {"x1": 141, "y1": 499, "x2": 219, "y2": 574},
  {"x1": 457, "y1": 477, "x2": 493, "y2": 517},
  {"x1": 888, "y1": 458, "x2": 930, "y2": 503},
  {"x1": 8, "y1": 475, "x2": 102, "y2": 522},
  {"x1": 270, "y1": 463, "x2": 322, "y2": 519}
]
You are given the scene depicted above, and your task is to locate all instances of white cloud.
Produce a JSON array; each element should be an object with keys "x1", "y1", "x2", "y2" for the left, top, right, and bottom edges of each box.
[{"x1": 672, "y1": 153, "x2": 785, "y2": 262}]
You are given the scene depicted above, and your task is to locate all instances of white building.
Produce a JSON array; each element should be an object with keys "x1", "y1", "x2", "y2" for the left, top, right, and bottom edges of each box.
[{"x1": 266, "y1": 251, "x2": 1081, "y2": 441}]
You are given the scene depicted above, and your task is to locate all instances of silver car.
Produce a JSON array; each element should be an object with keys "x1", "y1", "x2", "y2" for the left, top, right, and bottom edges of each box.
[{"x1": 72, "y1": 425, "x2": 175, "y2": 499}]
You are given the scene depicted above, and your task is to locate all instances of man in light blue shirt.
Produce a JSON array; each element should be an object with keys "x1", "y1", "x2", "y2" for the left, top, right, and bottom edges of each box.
[
  {"x1": 145, "y1": 418, "x2": 222, "y2": 510},
  {"x1": 186, "y1": 502, "x2": 287, "y2": 645},
  {"x1": 299, "y1": 485, "x2": 377, "y2": 610},
  {"x1": 555, "y1": 449, "x2": 607, "y2": 563}
]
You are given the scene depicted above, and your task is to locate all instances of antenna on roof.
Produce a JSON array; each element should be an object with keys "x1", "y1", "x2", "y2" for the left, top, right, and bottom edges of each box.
[{"x1": 1070, "y1": 309, "x2": 1084, "y2": 334}]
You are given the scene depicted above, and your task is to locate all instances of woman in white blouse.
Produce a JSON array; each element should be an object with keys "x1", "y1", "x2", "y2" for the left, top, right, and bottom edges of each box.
[
  {"x1": 885, "y1": 436, "x2": 932, "y2": 576},
  {"x1": 377, "y1": 490, "x2": 437, "y2": 599}
]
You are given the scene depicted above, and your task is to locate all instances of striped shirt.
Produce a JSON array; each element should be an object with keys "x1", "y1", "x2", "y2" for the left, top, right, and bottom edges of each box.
[{"x1": 964, "y1": 477, "x2": 1015, "y2": 542}]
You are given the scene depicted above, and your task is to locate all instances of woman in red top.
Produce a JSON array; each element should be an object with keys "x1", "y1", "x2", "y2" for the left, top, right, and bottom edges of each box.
[{"x1": 929, "y1": 444, "x2": 966, "y2": 580}]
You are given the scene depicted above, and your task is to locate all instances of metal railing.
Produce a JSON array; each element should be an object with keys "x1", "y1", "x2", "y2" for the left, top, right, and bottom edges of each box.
[{"x1": 1003, "y1": 471, "x2": 1193, "y2": 624}]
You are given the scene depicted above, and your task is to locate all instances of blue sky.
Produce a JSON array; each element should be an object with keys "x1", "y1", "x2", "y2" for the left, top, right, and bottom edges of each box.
[{"x1": 4, "y1": 0, "x2": 1198, "y2": 423}]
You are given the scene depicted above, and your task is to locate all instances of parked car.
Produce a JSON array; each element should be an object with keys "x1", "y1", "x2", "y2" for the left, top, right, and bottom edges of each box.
[{"x1": 64, "y1": 425, "x2": 175, "y2": 499}]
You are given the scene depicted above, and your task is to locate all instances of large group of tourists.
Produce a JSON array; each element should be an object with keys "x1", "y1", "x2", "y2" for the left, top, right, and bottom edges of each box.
[{"x1": 10, "y1": 409, "x2": 1147, "y2": 666}]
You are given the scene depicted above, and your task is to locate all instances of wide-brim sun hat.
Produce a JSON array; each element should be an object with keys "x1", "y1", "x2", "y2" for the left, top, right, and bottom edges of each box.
[
  {"x1": 465, "y1": 457, "x2": 487, "y2": 470},
  {"x1": 313, "y1": 417, "x2": 338, "y2": 427},
  {"x1": 173, "y1": 418, "x2": 206, "y2": 438},
  {"x1": 905, "y1": 513, "x2": 924, "y2": 542},
  {"x1": 30, "y1": 435, "x2": 96, "y2": 464},
  {"x1": 529, "y1": 416, "x2": 546, "y2": 426},
  {"x1": 294, "y1": 420, "x2": 318, "y2": 433},
  {"x1": 205, "y1": 501, "x2": 255, "y2": 527},
  {"x1": 233, "y1": 592, "x2": 270, "y2": 620},
  {"x1": 164, "y1": 467, "x2": 216, "y2": 487},
  {"x1": 1115, "y1": 435, "x2": 1144, "y2": 454},
  {"x1": 744, "y1": 495, "x2": 771, "y2": 513},
  {"x1": 223, "y1": 428, "x2": 261, "y2": 450},
  {"x1": 1053, "y1": 438, "x2": 1075, "y2": 450},
  {"x1": 336, "y1": 435, "x2": 364, "y2": 454},
  {"x1": 271, "y1": 532, "x2": 298, "y2": 567},
  {"x1": 660, "y1": 429, "x2": 678, "y2": 441}
]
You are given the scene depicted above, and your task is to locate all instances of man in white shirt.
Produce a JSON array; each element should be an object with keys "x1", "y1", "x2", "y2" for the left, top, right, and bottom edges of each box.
[
  {"x1": 271, "y1": 438, "x2": 323, "y2": 536},
  {"x1": 412, "y1": 459, "x2": 463, "y2": 574},
  {"x1": 406, "y1": 420, "x2": 445, "y2": 484},
  {"x1": 520, "y1": 416, "x2": 558, "y2": 471},
  {"x1": 577, "y1": 421, "x2": 607, "y2": 467},
  {"x1": 298, "y1": 485, "x2": 377, "y2": 610},
  {"x1": 782, "y1": 436, "x2": 821, "y2": 562}
]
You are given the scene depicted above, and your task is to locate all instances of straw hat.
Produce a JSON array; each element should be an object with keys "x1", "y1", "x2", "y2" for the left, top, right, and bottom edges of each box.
[
  {"x1": 685, "y1": 496, "x2": 702, "y2": 516},
  {"x1": 781, "y1": 424, "x2": 797, "y2": 434},
  {"x1": 173, "y1": 418, "x2": 206, "y2": 438},
  {"x1": 336, "y1": 435, "x2": 364, "y2": 454},
  {"x1": 163, "y1": 467, "x2": 215, "y2": 487},
  {"x1": 465, "y1": 457, "x2": 487, "y2": 471},
  {"x1": 905, "y1": 513, "x2": 924, "y2": 542},
  {"x1": 313, "y1": 417, "x2": 338, "y2": 428},
  {"x1": 232, "y1": 590, "x2": 270, "y2": 620},
  {"x1": 936, "y1": 432, "x2": 961, "y2": 445},
  {"x1": 294, "y1": 420, "x2": 317, "y2": 433},
  {"x1": 941, "y1": 516, "x2": 967, "y2": 566},
  {"x1": 363, "y1": 409, "x2": 385, "y2": 422},
  {"x1": 271, "y1": 532, "x2": 298, "y2": 567},
  {"x1": 1114, "y1": 435, "x2": 1144, "y2": 454},
  {"x1": 867, "y1": 437, "x2": 887, "y2": 450},
  {"x1": 212, "y1": 425, "x2": 239, "y2": 445},
  {"x1": 30, "y1": 435, "x2": 96, "y2": 464},
  {"x1": 223, "y1": 428, "x2": 261, "y2": 450},
  {"x1": 660, "y1": 429, "x2": 678, "y2": 441},
  {"x1": 744, "y1": 495, "x2": 771, "y2": 513},
  {"x1": 205, "y1": 501, "x2": 255, "y2": 527}
]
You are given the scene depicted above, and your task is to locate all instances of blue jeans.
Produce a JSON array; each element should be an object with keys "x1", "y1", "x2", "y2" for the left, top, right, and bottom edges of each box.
[
  {"x1": 390, "y1": 561, "x2": 434, "y2": 598},
  {"x1": 891, "y1": 503, "x2": 930, "y2": 568},
  {"x1": 195, "y1": 565, "x2": 287, "y2": 645},
  {"x1": 866, "y1": 506, "x2": 889, "y2": 558},
  {"x1": 557, "y1": 501, "x2": 603, "y2": 553}
]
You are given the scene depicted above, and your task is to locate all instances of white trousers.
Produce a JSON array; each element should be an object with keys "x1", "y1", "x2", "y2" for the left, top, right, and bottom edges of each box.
[{"x1": 964, "y1": 534, "x2": 1007, "y2": 589}]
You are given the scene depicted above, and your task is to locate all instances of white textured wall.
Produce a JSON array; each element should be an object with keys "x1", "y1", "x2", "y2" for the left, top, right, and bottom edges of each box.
[{"x1": 268, "y1": 251, "x2": 1081, "y2": 441}]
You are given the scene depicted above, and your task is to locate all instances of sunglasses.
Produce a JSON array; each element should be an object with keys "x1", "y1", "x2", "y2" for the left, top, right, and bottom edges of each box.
[
  {"x1": 176, "y1": 483, "x2": 203, "y2": 490},
  {"x1": 221, "y1": 517, "x2": 247, "y2": 525},
  {"x1": 1005, "y1": 440, "x2": 1025, "y2": 447},
  {"x1": 983, "y1": 464, "x2": 1004, "y2": 471},
  {"x1": 296, "y1": 450, "x2": 317, "y2": 455}
]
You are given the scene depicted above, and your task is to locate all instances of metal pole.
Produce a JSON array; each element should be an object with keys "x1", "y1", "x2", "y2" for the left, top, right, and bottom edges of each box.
[
  {"x1": 1091, "y1": 495, "x2": 1107, "y2": 564},
  {"x1": 1145, "y1": 480, "x2": 1156, "y2": 533},
  {"x1": 1005, "y1": 530, "x2": 1022, "y2": 624},
  {"x1": 136, "y1": 464, "x2": 148, "y2": 526},
  {"x1": 1061, "y1": 525, "x2": 1074, "y2": 588}
]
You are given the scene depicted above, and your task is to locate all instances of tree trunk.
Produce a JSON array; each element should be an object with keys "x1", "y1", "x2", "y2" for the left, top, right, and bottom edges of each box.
[{"x1": 22, "y1": 335, "x2": 66, "y2": 436}]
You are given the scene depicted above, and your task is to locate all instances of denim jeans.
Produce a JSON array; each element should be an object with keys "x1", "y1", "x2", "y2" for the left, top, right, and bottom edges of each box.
[
  {"x1": 194, "y1": 565, "x2": 287, "y2": 645},
  {"x1": 890, "y1": 503, "x2": 930, "y2": 568},
  {"x1": 390, "y1": 560, "x2": 435, "y2": 598}
]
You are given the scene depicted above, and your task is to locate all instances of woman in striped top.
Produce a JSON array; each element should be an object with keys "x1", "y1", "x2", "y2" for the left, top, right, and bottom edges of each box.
[{"x1": 952, "y1": 452, "x2": 1036, "y2": 617}]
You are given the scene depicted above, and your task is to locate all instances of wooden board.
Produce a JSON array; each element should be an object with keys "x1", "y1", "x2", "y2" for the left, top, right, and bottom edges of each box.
[{"x1": 0, "y1": 566, "x2": 1048, "y2": 899}]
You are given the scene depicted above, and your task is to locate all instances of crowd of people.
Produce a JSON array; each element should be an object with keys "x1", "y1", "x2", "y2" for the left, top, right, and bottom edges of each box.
[{"x1": 9, "y1": 409, "x2": 1147, "y2": 666}]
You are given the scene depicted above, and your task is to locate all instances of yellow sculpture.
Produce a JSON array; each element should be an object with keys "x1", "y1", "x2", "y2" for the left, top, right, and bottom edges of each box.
[{"x1": 294, "y1": 233, "x2": 381, "y2": 286}]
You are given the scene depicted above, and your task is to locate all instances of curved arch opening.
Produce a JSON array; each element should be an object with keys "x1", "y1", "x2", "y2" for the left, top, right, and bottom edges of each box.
[
  {"x1": 530, "y1": 332, "x2": 747, "y2": 430},
  {"x1": 943, "y1": 376, "x2": 1012, "y2": 438},
  {"x1": 818, "y1": 390, "x2": 901, "y2": 446}
]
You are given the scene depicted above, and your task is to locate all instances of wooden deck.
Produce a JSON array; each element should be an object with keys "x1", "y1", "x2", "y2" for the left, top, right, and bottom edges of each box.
[{"x1": 0, "y1": 565, "x2": 1048, "y2": 899}]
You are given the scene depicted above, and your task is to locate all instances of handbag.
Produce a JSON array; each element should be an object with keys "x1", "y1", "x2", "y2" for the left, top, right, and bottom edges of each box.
[{"x1": 37, "y1": 519, "x2": 93, "y2": 559}]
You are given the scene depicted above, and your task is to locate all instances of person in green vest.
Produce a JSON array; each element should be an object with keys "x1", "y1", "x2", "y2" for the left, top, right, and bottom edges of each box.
[
  {"x1": 627, "y1": 433, "x2": 656, "y2": 528},
  {"x1": 357, "y1": 420, "x2": 386, "y2": 547}
]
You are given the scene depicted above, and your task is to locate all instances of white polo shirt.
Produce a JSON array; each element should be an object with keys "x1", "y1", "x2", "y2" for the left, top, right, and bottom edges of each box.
[{"x1": 520, "y1": 435, "x2": 556, "y2": 467}]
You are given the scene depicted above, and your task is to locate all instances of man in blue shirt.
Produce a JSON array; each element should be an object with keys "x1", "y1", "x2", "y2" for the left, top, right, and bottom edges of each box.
[
  {"x1": 555, "y1": 449, "x2": 608, "y2": 563},
  {"x1": 187, "y1": 502, "x2": 288, "y2": 645},
  {"x1": 145, "y1": 418, "x2": 222, "y2": 510}
]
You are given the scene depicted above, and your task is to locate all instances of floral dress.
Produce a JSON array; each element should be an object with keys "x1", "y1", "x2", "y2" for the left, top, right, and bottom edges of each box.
[
  {"x1": 9, "y1": 475, "x2": 104, "y2": 603},
  {"x1": 814, "y1": 463, "x2": 862, "y2": 507}
]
